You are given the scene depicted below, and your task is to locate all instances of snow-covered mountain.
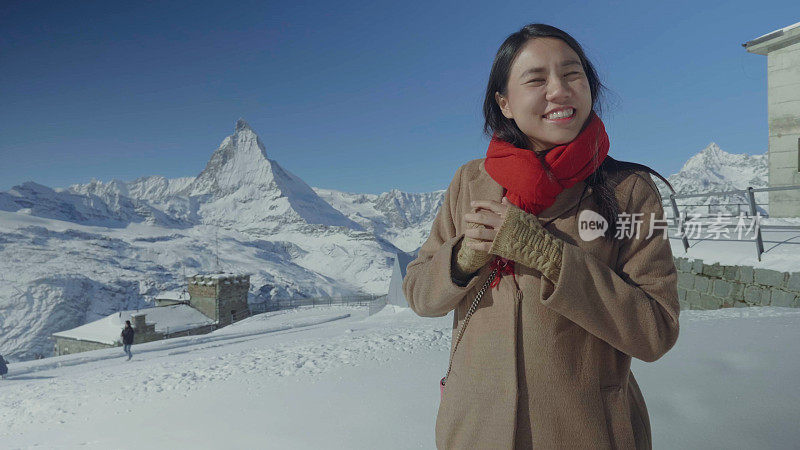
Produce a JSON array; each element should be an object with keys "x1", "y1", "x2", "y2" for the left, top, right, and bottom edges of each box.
[
  {"x1": 0, "y1": 181, "x2": 174, "y2": 227},
  {"x1": 182, "y1": 119, "x2": 361, "y2": 231},
  {"x1": 313, "y1": 187, "x2": 443, "y2": 253},
  {"x1": 0, "y1": 120, "x2": 438, "y2": 361},
  {"x1": 654, "y1": 142, "x2": 768, "y2": 216},
  {"x1": 67, "y1": 175, "x2": 199, "y2": 226}
]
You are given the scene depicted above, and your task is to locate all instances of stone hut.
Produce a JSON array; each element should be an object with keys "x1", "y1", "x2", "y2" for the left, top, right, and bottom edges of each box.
[
  {"x1": 52, "y1": 304, "x2": 214, "y2": 356},
  {"x1": 51, "y1": 272, "x2": 250, "y2": 356},
  {"x1": 186, "y1": 273, "x2": 251, "y2": 326}
]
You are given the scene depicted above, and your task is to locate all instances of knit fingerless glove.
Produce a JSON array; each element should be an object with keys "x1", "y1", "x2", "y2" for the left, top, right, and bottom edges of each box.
[
  {"x1": 451, "y1": 217, "x2": 494, "y2": 285},
  {"x1": 489, "y1": 203, "x2": 564, "y2": 283},
  {"x1": 451, "y1": 237, "x2": 492, "y2": 284}
]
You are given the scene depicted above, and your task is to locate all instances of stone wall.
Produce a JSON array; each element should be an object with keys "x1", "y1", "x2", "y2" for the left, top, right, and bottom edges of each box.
[
  {"x1": 187, "y1": 281, "x2": 218, "y2": 321},
  {"x1": 674, "y1": 257, "x2": 800, "y2": 310},
  {"x1": 131, "y1": 313, "x2": 164, "y2": 344},
  {"x1": 186, "y1": 273, "x2": 250, "y2": 326},
  {"x1": 53, "y1": 337, "x2": 114, "y2": 356},
  {"x1": 217, "y1": 276, "x2": 250, "y2": 327},
  {"x1": 163, "y1": 324, "x2": 216, "y2": 339}
]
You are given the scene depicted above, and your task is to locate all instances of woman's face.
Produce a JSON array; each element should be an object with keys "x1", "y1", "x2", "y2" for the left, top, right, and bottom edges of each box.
[{"x1": 495, "y1": 37, "x2": 592, "y2": 152}]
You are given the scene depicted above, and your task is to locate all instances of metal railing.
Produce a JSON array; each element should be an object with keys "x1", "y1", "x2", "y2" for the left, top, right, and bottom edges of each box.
[
  {"x1": 248, "y1": 294, "x2": 387, "y2": 315},
  {"x1": 664, "y1": 185, "x2": 800, "y2": 261},
  {"x1": 161, "y1": 324, "x2": 217, "y2": 338},
  {"x1": 368, "y1": 295, "x2": 388, "y2": 315},
  {"x1": 158, "y1": 295, "x2": 388, "y2": 337}
]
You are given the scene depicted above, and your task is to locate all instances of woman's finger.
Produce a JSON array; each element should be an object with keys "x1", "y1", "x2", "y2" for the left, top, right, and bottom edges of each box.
[
  {"x1": 465, "y1": 240, "x2": 493, "y2": 252},
  {"x1": 464, "y1": 211, "x2": 502, "y2": 228},
  {"x1": 470, "y1": 200, "x2": 504, "y2": 213},
  {"x1": 464, "y1": 227, "x2": 497, "y2": 242}
]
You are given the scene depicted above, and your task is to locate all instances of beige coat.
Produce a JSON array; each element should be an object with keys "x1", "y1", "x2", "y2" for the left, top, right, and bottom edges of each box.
[{"x1": 403, "y1": 158, "x2": 680, "y2": 449}]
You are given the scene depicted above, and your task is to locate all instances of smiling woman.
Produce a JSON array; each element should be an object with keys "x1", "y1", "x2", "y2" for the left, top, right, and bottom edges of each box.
[
  {"x1": 404, "y1": 23, "x2": 681, "y2": 449},
  {"x1": 494, "y1": 38, "x2": 592, "y2": 152}
]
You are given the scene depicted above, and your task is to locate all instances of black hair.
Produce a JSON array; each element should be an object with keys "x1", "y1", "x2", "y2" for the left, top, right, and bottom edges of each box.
[
  {"x1": 125, "y1": 320, "x2": 131, "y2": 325},
  {"x1": 483, "y1": 23, "x2": 673, "y2": 240}
]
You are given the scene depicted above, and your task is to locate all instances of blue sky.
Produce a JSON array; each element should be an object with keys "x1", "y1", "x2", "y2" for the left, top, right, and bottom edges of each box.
[{"x1": 0, "y1": 0, "x2": 795, "y2": 194}]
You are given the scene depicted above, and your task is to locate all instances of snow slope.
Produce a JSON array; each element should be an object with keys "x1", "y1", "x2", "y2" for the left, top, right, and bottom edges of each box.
[
  {"x1": 0, "y1": 209, "x2": 373, "y2": 361},
  {"x1": 1, "y1": 304, "x2": 799, "y2": 449}
]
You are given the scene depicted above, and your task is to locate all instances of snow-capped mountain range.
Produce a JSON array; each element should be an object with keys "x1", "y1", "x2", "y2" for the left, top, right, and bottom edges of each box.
[
  {"x1": 653, "y1": 142, "x2": 768, "y2": 216},
  {"x1": 0, "y1": 119, "x2": 443, "y2": 361},
  {"x1": 0, "y1": 122, "x2": 765, "y2": 361}
]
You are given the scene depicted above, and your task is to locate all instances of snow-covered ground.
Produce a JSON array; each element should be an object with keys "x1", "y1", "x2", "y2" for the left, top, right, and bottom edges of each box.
[{"x1": 1, "y1": 304, "x2": 799, "y2": 449}]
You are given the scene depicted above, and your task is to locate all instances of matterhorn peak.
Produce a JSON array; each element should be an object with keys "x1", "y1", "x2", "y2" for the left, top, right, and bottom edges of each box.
[
  {"x1": 702, "y1": 142, "x2": 722, "y2": 154},
  {"x1": 235, "y1": 118, "x2": 252, "y2": 133},
  {"x1": 181, "y1": 119, "x2": 361, "y2": 230},
  {"x1": 184, "y1": 119, "x2": 274, "y2": 197}
]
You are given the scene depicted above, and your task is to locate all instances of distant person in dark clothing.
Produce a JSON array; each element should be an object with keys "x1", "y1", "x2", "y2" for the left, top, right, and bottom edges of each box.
[
  {"x1": 0, "y1": 353, "x2": 9, "y2": 379},
  {"x1": 121, "y1": 320, "x2": 135, "y2": 361}
]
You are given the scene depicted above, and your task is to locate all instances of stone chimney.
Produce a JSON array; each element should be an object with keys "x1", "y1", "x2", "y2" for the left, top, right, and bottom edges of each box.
[{"x1": 131, "y1": 313, "x2": 146, "y2": 330}]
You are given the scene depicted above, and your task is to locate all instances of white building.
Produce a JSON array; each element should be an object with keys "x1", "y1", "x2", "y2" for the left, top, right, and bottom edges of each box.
[{"x1": 744, "y1": 22, "x2": 800, "y2": 217}]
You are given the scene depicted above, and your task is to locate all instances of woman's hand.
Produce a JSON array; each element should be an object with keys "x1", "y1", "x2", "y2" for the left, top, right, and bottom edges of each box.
[{"x1": 463, "y1": 197, "x2": 511, "y2": 252}]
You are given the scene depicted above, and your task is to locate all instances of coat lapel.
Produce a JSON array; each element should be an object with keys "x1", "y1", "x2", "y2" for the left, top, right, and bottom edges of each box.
[{"x1": 468, "y1": 159, "x2": 594, "y2": 222}]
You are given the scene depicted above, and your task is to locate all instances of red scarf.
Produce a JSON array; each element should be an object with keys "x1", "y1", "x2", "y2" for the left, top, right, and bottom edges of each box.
[{"x1": 483, "y1": 110, "x2": 610, "y2": 288}]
